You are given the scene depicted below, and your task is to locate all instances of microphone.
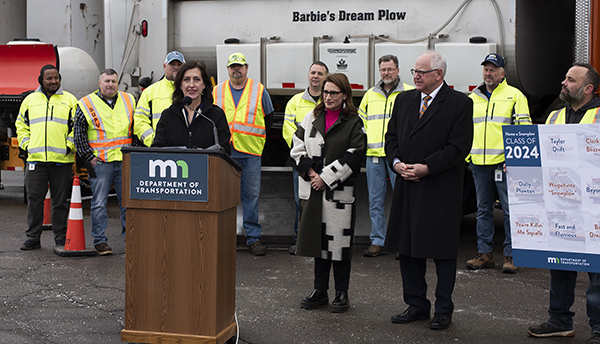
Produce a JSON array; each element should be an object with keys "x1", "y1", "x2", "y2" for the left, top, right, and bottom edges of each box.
[{"x1": 183, "y1": 96, "x2": 224, "y2": 154}]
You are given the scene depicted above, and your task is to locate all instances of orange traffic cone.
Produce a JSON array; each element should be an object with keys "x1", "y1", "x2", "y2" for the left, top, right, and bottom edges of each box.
[
  {"x1": 42, "y1": 185, "x2": 52, "y2": 230},
  {"x1": 54, "y1": 175, "x2": 97, "y2": 256}
]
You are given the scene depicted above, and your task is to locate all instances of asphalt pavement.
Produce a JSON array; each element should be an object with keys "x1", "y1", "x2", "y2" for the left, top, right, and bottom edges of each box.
[{"x1": 0, "y1": 170, "x2": 595, "y2": 344}]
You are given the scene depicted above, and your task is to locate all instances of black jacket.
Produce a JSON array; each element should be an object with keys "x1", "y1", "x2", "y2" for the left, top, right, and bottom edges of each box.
[
  {"x1": 152, "y1": 95, "x2": 231, "y2": 155},
  {"x1": 564, "y1": 96, "x2": 600, "y2": 124},
  {"x1": 384, "y1": 82, "x2": 474, "y2": 259}
]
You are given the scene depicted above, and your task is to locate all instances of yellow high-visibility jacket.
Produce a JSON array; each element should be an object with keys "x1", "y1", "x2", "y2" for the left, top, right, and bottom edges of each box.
[
  {"x1": 546, "y1": 106, "x2": 600, "y2": 124},
  {"x1": 469, "y1": 79, "x2": 531, "y2": 165},
  {"x1": 78, "y1": 91, "x2": 135, "y2": 162},
  {"x1": 359, "y1": 80, "x2": 414, "y2": 157},
  {"x1": 133, "y1": 77, "x2": 175, "y2": 146},
  {"x1": 213, "y1": 79, "x2": 266, "y2": 156},
  {"x1": 283, "y1": 88, "x2": 318, "y2": 148},
  {"x1": 16, "y1": 87, "x2": 78, "y2": 163}
]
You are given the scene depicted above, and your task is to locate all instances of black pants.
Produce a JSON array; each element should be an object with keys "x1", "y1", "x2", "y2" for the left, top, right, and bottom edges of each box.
[
  {"x1": 398, "y1": 254, "x2": 457, "y2": 314},
  {"x1": 314, "y1": 258, "x2": 351, "y2": 292},
  {"x1": 25, "y1": 162, "x2": 73, "y2": 244}
]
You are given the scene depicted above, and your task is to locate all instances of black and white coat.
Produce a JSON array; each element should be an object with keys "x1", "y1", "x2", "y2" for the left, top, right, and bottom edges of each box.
[{"x1": 290, "y1": 109, "x2": 366, "y2": 261}]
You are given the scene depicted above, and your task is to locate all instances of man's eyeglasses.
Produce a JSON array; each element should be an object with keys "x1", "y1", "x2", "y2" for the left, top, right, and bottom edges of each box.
[
  {"x1": 323, "y1": 90, "x2": 343, "y2": 98},
  {"x1": 410, "y1": 69, "x2": 438, "y2": 77},
  {"x1": 379, "y1": 68, "x2": 398, "y2": 73}
]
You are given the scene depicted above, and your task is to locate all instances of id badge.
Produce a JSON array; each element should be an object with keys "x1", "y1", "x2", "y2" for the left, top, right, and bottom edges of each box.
[
  {"x1": 29, "y1": 163, "x2": 35, "y2": 171},
  {"x1": 494, "y1": 169, "x2": 502, "y2": 182}
]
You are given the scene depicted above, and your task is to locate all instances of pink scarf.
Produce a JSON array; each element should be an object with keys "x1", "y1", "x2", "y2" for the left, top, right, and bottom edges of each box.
[{"x1": 325, "y1": 108, "x2": 342, "y2": 132}]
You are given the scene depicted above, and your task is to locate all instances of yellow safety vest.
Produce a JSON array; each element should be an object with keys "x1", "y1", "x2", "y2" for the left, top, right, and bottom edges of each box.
[
  {"x1": 469, "y1": 79, "x2": 531, "y2": 165},
  {"x1": 358, "y1": 81, "x2": 414, "y2": 157},
  {"x1": 546, "y1": 106, "x2": 600, "y2": 124},
  {"x1": 16, "y1": 87, "x2": 78, "y2": 163},
  {"x1": 133, "y1": 77, "x2": 175, "y2": 146},
  {"x1": 283, "y1": 89, "x2": 318, "y2": 147},
  {"x1": 79, "y1": 91, "x2": 135, "y2": 162},
  {"x1": 213, "y1": 79, "x2": 266, "y2": 156}
]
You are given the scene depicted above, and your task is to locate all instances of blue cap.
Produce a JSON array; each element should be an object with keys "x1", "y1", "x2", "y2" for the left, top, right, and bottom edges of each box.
[
  {"x1": 481, "y1": 53, "x2": 505, "y2": 68},
  {"x1": 165, "y1": 51, "x2": 185, "y2": 64}
]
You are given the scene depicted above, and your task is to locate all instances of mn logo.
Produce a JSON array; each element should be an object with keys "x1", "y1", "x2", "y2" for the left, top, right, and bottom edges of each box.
[{"x1": 149, "y1": 159, "x2": 189, "y2": 178}]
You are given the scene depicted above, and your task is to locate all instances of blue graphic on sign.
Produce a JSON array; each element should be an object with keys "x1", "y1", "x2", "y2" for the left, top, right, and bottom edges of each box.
[
  {"x1": 514, "y1": 248, "x2": 600, "y2": 272},
  {"x1": 503, "y1": 125, "x2": 542, "y2": 167},
  {"x1": 129, "y1": 152, "x2": 208, "y2": 202}
]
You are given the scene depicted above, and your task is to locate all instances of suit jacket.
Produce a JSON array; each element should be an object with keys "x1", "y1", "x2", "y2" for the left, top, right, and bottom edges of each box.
[{"x1": 384, "y1": 82, "x2": 473, "y2": 259}]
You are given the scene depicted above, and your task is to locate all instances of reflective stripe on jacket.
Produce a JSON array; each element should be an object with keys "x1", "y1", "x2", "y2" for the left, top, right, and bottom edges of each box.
[
  {"x1": 79, "y1": 91, "x2": 135, "y2": 162},
  {"x1": 133, "y1": 77, "x2": 175, "y2": 146},
  {"x1": 469, "y1": 79, "x2": 531, "y2": 165},
  {"x1": 359, "y1": 80, "x2": 414, "y2": 157},
  {"x1": 16, "y1": 87, "x2": 78, "y2": 163},
  {"x1": 213, "y1": 78, "x2": 266, "y2": 156},
  {"x1": 283, "y1": 89, "x2": 318, "y2": 147},
  {"x1": 546, "y1": 107, "x2": 600, "y2": 124}
]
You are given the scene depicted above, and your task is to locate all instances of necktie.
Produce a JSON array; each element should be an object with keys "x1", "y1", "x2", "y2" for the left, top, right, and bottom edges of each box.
[{"x1": 420, "y1": 95, "x2": 432, "y2": 118}]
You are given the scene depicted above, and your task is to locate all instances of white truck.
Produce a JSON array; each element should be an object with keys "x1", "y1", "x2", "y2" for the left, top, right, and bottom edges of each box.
[{"x1": 1, "y1": 0, "x2": 598, "y2": 239}]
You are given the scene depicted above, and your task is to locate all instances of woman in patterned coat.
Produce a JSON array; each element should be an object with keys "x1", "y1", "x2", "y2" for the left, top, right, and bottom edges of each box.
[{"x1": 290, "y1": 73, "x2": 366, "y2": 313}]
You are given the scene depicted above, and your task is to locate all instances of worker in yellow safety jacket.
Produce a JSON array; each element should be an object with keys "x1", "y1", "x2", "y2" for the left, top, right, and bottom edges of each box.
[
  {"x1": 282, "y1": 61, "x2": 328, "y2": 255},
  {"x1": 465, "y1": 53, "x2": 531, "y2": 274},
  {"x1": 16, "y1": 65, "x2": 79, "y2": 251},
  {"x1": 358, "y1": 54, "x2": 414, "y2": 258},
  {"x1": 74, "y1": 68, "x2": 135, "y2": 256},
  {"x1": 133, "y1": 51, "x2": 185, "y2": 146},
  {"x1": 212, "y1": 52, "x2": 274, "y2": 256},
  {"x1": 528, "y1": 63, "x2": 600, "y2": 342}
]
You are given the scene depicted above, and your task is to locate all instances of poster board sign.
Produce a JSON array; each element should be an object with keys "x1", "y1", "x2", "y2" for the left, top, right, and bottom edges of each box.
[{"x1": 503, "y1": 124, "x2": 600, "y2": 272}]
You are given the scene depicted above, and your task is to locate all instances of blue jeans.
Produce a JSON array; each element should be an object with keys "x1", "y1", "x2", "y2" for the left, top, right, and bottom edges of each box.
[
  {"x1": 292, "y1": 168, "x2": 299, "y2": 242},
  {"x1": 234, "y1": 155, "x2": 262, "y2": 245},
  {"x1": 548, "y1": 270, "x2": 600, "y2": 334},
  {"x1": 470, "y1": 162, "x2": 511, "y2": 257},
  {"x1": 366, "y1": 156, "x2": 396, "y2": 247},
  {"x1": 89, "y1": 161, "x2": 126, "y2": 245}
]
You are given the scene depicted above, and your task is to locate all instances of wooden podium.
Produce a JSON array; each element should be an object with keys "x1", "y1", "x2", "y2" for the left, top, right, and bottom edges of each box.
[{"x1": 120, "y1": 148, "x2": 240, "y2": 344}]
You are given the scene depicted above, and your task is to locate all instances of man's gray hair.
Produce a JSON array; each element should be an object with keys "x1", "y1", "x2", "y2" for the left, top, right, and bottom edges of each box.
[
  {"x1": 426, "y1": 51, "x2": 447, "y2": 77},
  {"x1": 99, "y1": 68, "x2": 118, "y2": 78}
]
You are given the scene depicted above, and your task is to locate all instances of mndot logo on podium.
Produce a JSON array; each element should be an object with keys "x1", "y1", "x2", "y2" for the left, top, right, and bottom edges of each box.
[{"x1": 130, "y1": 152, "x2": 209, "y2": 202}]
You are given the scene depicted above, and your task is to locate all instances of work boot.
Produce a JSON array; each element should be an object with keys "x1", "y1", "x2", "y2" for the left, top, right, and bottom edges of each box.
[
  {"x1": 363, "y1": 244, "x2": 386, "y2": 257},
  {"x1": 466, "y1": 253, "x2": 494, "y2": 270},
  {"x1": 503, "y1": 256, "x2": 518, "y2": 273},
  {"x1": 20, "y1": 239, "x2": 41, "y2": 250},
  {"x1": 94, "y1": 243, "x2": 113, "y2": 256},
  {"x1": 249, "y1": 241, "x2": 265, "y2": 256},
  {"x1": 588, "y1": 333, "x2": 600, "y2": 344}
]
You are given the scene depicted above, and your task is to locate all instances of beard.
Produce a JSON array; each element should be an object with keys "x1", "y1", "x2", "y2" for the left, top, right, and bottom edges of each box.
[
  {"x1": 559, "y1": 84, "x2": 584, "y2": 104},
  {"x1": 231, "y1": 71, "x2": 244, "y2": 80},
  {"x1": 484, "y1": 77, "x2": 499, "y2": 89}
]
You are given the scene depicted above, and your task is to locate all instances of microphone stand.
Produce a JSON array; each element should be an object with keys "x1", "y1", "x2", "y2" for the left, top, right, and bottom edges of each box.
[{"x1": 184, "y1": 103, "x2": 225, "y2": 155}]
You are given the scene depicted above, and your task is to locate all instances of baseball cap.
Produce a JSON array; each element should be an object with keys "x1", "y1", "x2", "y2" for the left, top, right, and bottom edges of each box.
[
  {"x1": 227, "y1": 53, "x2": 248, "y2": 66},
  {"x1": 165, "y1": 51, "x2": 185, "y2": 64},
  {"x1": 481, "y1": 53, "x2": 505, "y2": 68}
]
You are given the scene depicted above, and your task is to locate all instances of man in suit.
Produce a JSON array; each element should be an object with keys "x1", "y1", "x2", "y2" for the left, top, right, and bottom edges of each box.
[{"x1": 385, "y1": 51, "x2": 473, "y2": 330}]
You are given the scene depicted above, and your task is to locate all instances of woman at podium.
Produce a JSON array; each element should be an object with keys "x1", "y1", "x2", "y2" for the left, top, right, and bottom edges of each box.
[
  {"x1": 152, "y1": 60, "x2": 231, "y2": 154},
  {"x1": 289, "y1": 73, "x2": 367, "y2": 313}
]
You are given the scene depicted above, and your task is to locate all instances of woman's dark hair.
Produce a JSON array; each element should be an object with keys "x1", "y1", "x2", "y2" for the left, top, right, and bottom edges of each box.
[
  {"x1": 313, "y1": 73, "x2": 357, "y2": 118},
  {"x1": 172, "y1": 60, "x2": 213, "y2": 105}
]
